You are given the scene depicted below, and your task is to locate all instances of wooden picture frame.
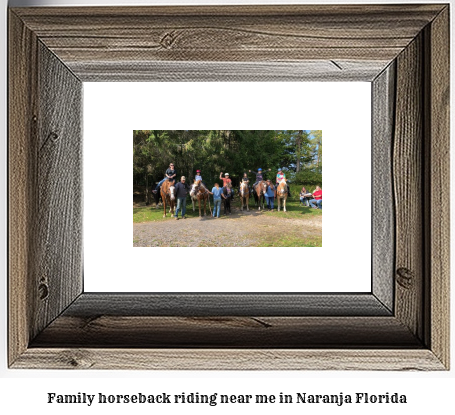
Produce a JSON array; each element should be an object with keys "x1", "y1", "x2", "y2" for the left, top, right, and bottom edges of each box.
[{"x1": 9, "y1": 4, "x2": 449, "y2": 370}]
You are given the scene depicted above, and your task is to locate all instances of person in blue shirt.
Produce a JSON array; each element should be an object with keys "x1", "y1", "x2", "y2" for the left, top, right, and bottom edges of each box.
[
  {"x1": 265, "y1": 179, "x2": 276, "y2": 210},
  {"x1": 211, "y1": 182, "x2": 223, "y2": 218},
  {"x1": 152, "y1": 163, "x2": 176, "y2": 193}
]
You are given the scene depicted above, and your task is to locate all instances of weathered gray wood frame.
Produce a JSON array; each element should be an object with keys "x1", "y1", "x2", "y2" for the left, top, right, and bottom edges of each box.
[{"x1": 8, "y1": 5, "x2": 449, "y2": 370}]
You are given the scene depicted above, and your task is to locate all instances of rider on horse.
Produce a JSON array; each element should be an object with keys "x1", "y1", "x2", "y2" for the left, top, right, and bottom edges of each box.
[
  {"x1": 239, "y1": 172, "x2": 249, "y2": 193},
  {"x1": 249, "y1": 168, "x2": 271, "y2": 191},
  {"x1": 219, "y1": 172, "x2": 234, "y2": 200},
  {"x1": 276, "y1": 168, "x2": 291, "y2": 197},
  {"x1": 152, "y1": 163, "x2": 176, "y2": 193},
  {"x1": 195, "y1": 169, "x2": 207, "y2": 188}
]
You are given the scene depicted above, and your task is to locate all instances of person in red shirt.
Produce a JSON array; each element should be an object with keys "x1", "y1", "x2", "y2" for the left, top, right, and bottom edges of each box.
[
  {"x1": 309, "y1": 186, "x2": 322, "y2": 209},
  {"x1": 219, "y1": 172, "x2": 232, "y2": 187}
]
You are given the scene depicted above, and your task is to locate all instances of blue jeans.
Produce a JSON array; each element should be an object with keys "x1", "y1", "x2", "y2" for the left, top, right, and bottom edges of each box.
[
  {"x1": 155, "y1": 177, "x2": 171, "y2": 191},
  {"x1": 265, "y1": 196, "x2": 274, "y2": 209},
  {"x1": 213, "y1": 199, "x2": 221, "y2": 217},
  {"x1": 300, "y1": 197, "x2": 310, "y2": 206},
  {"x1": 175, "y1": 197, "x2": 187, "y2": 217},
  {"x1": 309, "y1": 199, "x2": 322, "y2": 209}
]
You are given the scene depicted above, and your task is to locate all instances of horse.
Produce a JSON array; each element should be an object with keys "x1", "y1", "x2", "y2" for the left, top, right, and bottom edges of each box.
[
  {"x1": 146, "y1": 187, "x2": 162, "y2": 208},
  {"x1": 160, "y1": 179, "x2": 176, "y2": 218},
  {"x1": 276, "y1": 179, "x2": 288, "y2": 212},
  {"x1": 239, "y1": 181, "x2": 250, "y2": 211},
  {"x1": 190, "y1": 180, "x2": 212, "y2": 217},
  {"x1": 253, "y1": 180, "x2": 267, "y2": 210}
]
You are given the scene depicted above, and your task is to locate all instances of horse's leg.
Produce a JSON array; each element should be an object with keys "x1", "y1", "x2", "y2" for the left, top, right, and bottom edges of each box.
[
  {"x1": 246, "y1": 196, "x2": 249, "y2": 211},
  {"x1": 192, "y1": 197, "x2": 195, "y2": 212},
  {"x1": 198, "y1": 198, "x2": 202, "y2": 217},
  {"x1": 162, "y1": 195, "x2": 166, "y2": 217},
  {"x1": 283, "y1": 197, "x2": 286, "y2": 212}
]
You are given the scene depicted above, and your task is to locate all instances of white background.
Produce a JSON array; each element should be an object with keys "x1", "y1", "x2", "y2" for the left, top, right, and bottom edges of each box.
[
  {"x1": 84, "y1": 82, "x2": 371, "y2": 292},
  {"x1": 1, "y1": 1, "x2": 454, "y2": 415}
]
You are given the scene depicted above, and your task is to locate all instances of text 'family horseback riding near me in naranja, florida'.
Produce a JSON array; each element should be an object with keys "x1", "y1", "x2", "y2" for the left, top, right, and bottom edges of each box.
[{"x1": 133, "y1": 130, "x2": 322, "y2": 248}]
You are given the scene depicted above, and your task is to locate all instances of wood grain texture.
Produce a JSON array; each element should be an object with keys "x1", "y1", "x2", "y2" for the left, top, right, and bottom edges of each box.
[
  {"x1": 13, "y1": 349, "x2": 445, "y2": 371},
  {"x1": 8, "y1": 4, "x2": 450, "y2": 370},
  {"x1": 31, "y1": 316, "x2": 421, "y2": 348},
  {"x1": 426, "y1": 6, "x2": 450, "y2": 368},
  {"x1": 372, "y1": 63, "x2": 395, "y2": 312},
  {"x1": 65, "y1": 293, "x2": 391, "y2": 317},
  {"x1": 11, "y1": 5, "x2": 444, "y2": 81},
  {"x1": 70, "y1": 60, "x2": 388, "y2": 82},
  {"x1": 32, "y1": 42, "x2": 83, "y2": 339},
  {"x1": 8, "y1": 11, "x2": 38, "y2": 366},
  {"x1": 393, "y1": 34, "x2": 424, "y2": 340}
]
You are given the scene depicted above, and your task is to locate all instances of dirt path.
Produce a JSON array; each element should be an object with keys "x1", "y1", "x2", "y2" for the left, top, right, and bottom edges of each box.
[{"x1": 133, "y1": 206, "x2": 322, "y2": 247}]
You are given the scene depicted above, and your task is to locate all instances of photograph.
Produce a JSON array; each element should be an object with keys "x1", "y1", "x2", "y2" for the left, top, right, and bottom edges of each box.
[{"x1": 133, "y1": 130, "x2": 322, "y2": 247}]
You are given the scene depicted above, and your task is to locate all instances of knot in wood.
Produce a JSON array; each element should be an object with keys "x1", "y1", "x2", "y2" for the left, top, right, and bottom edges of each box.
[
  {"x1": 48, "y1": 131, "x2": 59, "y2": 142},
  {"x1": 60, "y1": 350, "x2": 94, "y2": 369},
  {"x1": 160, "y1": 31, "x2": 179, "y2": 49},
  {"x1": 38, "y1": 282, "x2": 49, "y2": 300},
  {"x1": 396, "y1": 267, "x2": 414, "y2": 289}
]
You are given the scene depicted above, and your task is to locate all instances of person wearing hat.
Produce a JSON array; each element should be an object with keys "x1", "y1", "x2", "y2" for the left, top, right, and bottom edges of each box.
[
  {"x1": 219, "y1": 172, "x2": 232, "y2": 186},
  {"x1": 220, "y1": 172, "x2": 234, "y2": 200},
  {"x1": 194, "y1": 169, "x2": 207, "y2": 187},
  {"x1": 152, "y1": 162, "x2": 177, "y2": 193},
  {"x1": 174, "y1": 176, "x2": 191, "y2": 219},
  {"x1": 249, "y1": 168, "x2": 271, "y2": 190},
  {"x1": 276, "y1": 168, "x2": 291, "y2": 197}
]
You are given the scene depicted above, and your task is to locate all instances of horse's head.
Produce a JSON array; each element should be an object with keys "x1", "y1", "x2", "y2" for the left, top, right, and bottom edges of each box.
[
  {"x1": 190, "y1": 180, "x2": 199, "y2": 196},
  {"x1": 257, "y1": 181, "x2": 267, "y2": 195},
  {"x1": 169, "y1": 182, "x2": 175, "y2": 200},
  {"x1": 278, "y1": 179, "x2": 287, "y2": 196},
  {"x1": 240, "y1": 182, "x2": 248, "y2": 196}
]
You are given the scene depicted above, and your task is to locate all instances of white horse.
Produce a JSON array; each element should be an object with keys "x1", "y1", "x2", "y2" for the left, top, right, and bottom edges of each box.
[{"x1": 276, "y1": 179, "x2": 288, "y2": 212}]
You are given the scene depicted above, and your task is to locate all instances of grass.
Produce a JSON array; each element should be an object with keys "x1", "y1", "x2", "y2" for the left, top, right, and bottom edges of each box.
[
  {"x1": 133, "y1": 200, "x2": 207, "y2": 223},
  {"x1": 133, "y1": 184, "x2": 321, "y2": 223}
]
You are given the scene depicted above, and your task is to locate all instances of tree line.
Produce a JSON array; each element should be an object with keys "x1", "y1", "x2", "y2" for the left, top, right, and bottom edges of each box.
[{"x1": 133, "y1": 130, "x2": 322, "y2": 190}]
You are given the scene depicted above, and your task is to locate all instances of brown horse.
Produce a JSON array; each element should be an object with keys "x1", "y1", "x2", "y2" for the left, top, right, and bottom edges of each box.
[
  {"x1": 254, "y1": 180, "x2": 267, "y2": 210},
  {"x1": 190, "y1": 180, "x2": 212, "y2": 217},
  {"x1": 239, "y1": 181, "x2": 250, "y2": 211},
  {"x1": 276, "y1": 179, "x2": 288, "y2": 212},
  {"x1": 160, "y1": 179, "x2": 176, "y2": 218}
]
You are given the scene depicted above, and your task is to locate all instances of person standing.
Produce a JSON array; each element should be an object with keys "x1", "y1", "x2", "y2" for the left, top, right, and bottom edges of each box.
[
  {"x1": 265, "y1": 180, "x2": 276, "y2": 211},
  {"x1": 153, "y1": 163, "x2": 177, "y2": 193},
  {"x1": 211, "y1": 182, "x2": 223, "y2": 218},
  {"x1": 309, "y1": 185, "x2": 322, "y2": 209},
  {"x1": 174, "y1": 176, "x2": 191, "y2": 219}
]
